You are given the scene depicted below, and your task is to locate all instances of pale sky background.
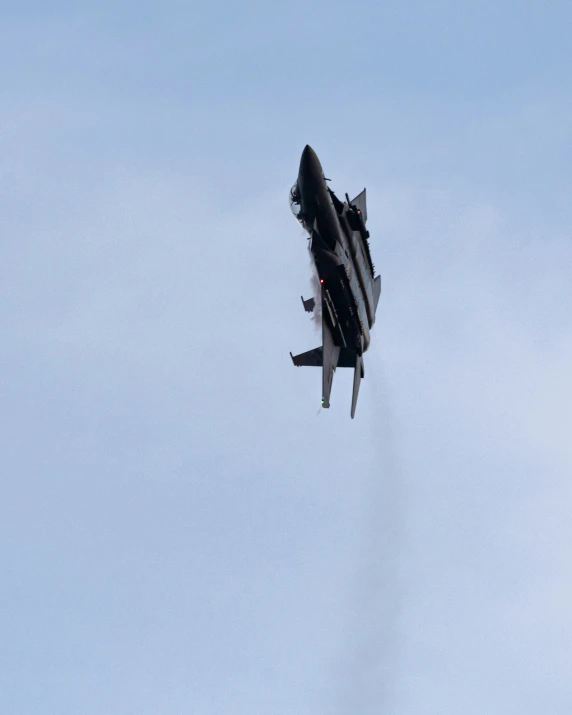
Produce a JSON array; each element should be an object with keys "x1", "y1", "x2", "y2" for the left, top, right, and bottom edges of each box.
[{"x1": 2, "y1": 2, "x2": 572, "y2": 714}]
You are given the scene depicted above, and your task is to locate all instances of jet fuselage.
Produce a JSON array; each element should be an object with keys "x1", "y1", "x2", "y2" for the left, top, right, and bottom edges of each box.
[
  {"x1": 295, "y1": 145, "x2": 375, "y2": 354},
  {"x1": 289, "y1": 145, "x2": 381, "y2": 417}
]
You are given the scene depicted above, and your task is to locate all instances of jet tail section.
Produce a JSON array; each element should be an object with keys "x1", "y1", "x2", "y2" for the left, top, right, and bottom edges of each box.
[
  {"x1": 289, "y1": 329, "x2": 340, "y2": 408},
  {"x1": 290, "y1": 280, "x2": 363, "y2": 411},
  {"x1": 289, "y1": 341, "x2": 364, "y2": 416}
]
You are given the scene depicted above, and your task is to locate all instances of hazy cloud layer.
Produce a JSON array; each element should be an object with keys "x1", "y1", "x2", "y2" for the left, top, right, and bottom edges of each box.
[{"x1": 1, "y1": 4, "x2": 572, "y2": 714}]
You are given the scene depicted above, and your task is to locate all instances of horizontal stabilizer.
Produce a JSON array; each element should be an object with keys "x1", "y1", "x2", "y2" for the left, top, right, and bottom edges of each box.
[
  {"x1": 301, "y1": 296, "x2": 316, "y2": 313},
  {"x1": 290, "y1": 347, "x2": 358, "y2": 368},
  {"x1": 290, "y1": 347, "x2": 322, "y2": 367},
  {"x1": 350, "y1": 188, "x2": 367, "y2": 223}
]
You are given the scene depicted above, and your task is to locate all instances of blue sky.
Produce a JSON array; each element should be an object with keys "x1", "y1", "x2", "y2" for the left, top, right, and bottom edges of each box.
[{"x1": 1, "y1": 2, "x2": 572, "y2": 714}]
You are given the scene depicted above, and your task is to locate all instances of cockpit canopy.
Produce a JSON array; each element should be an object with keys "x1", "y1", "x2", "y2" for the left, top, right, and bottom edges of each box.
[
  {"x1": 289, "y1": 182, "x2": 310, "y2": 232},
  {"x1": 289, "y1": 183, "x2": 302, "y2": 220}
]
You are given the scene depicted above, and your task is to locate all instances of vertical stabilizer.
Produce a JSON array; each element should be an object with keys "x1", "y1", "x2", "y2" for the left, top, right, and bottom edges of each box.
[
  {"x1": 322, "y1": 299, "x2": 340, "y2": 408},
  {"x1": 351, "y1": 354, "x2": 363, "y2": 419},
  {"x1": 373, "y1": 274, "x2": 382, "y2": 312},
  {"x1": 350, "y1": 188, "x2": 367, "y2": 223}
]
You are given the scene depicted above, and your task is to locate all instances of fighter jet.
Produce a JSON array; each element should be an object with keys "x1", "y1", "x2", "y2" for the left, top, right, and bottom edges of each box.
[{"x1": 289, "y1": 145, "x2": 381, "y2": 418}]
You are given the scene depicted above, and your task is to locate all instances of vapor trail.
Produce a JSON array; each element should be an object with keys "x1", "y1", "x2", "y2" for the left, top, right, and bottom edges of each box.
[{"x1": 333, "y1": 354, "x2": 404, "y2": 714}]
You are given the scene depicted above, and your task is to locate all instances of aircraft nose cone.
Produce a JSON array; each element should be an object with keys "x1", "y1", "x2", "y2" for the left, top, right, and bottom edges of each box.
[
  {"x1": 301, "y1": 143, "x2": 316, "y2": 161},
  {"x1": 298, "y1": 144, "x2": 324, "y2": 188},
  {"x1": 300, "y1": 144, "x2": 320, "y2": 173}
]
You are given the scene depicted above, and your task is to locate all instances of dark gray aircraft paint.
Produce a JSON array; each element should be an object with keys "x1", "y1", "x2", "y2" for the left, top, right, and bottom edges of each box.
[{"x1": 290, "y1": 145, "x2": 381, "y2": 418}]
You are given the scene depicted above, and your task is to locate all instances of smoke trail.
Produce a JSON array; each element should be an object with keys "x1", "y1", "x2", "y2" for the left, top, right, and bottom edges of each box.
[
  {"x1": 333, "y1": 354, "x2": 404, "y2": 714},
  {"x1": 302, "y1": 223, "x2": 402, "y2": 709}
]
